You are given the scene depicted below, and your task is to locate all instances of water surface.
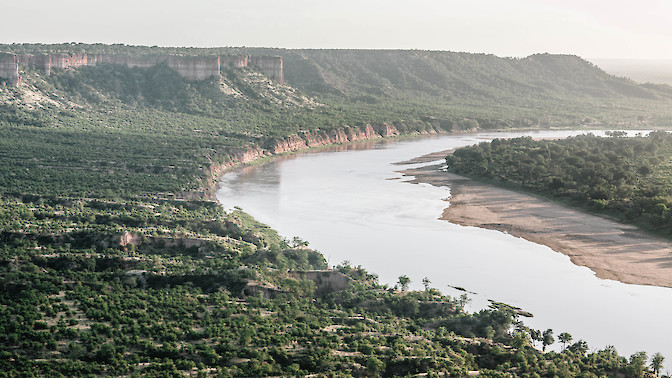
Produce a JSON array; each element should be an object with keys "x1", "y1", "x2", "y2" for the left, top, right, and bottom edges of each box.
[{"x1": 217, "y1": 130, "x2": 671, "y2": 360}]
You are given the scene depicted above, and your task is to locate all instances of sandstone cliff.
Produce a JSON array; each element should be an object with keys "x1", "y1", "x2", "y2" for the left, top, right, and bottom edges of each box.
[
  {"x1": 250, "y1": 56, "x2": 283, "y2": 84},
  {"x1": 0, "y1": 52, "x2": 19, "y2": 86},
  {"x1": 0, "y1": 52, "x2": 285, "y2": 86}
]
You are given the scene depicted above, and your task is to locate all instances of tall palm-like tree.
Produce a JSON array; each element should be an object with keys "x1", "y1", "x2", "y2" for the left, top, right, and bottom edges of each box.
[
  {"x1": 530, "y1": 329, "x2": 542, "y2": 349},
  {"x1": 651, "y1": 353, "x2": 665, "y2": 376},
  {"x1": 422, "y1": 277, "x2": 431, "y2": 291},
  {"x1": 542, "y1": 329, "x2": 554, "y2": 352},
  {"x1": 558, "y1": 332, "x2": 573, "y2": 350}
]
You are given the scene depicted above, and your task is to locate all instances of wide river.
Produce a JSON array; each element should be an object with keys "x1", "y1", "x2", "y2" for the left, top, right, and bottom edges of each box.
[{"x1": 216, "y1": 130, "x2": 671, "y2": 362}]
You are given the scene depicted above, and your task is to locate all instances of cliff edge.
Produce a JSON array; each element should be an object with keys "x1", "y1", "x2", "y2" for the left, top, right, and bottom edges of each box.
[{"x1": 0, "y1": 52, "x2": 284, "y2": 86}]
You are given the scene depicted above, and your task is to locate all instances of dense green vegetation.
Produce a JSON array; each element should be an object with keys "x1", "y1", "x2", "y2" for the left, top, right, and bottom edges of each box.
[
  {"x1": 0, "y1": 43, "x2": 670, "y2": 375},
  {"x1": 0, "y1": 194, "x2": 663, "y2": 376},
  {"x1": 445, "y1": 131, "x2": 672, "y2": 235}
]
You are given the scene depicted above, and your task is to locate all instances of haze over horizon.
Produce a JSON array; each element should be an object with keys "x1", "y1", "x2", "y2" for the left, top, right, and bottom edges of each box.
[{"x1": 2, "y1": 0, "x2": 672, "y2": 61}]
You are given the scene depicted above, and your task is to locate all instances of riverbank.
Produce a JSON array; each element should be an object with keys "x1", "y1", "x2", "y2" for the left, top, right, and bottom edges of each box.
[
  {"x1": 208, "y1": 126, "x2": 592, "y2": 199},
  {"x1": 205, "y1": 123, "x2": 454, "y2": 198},
  {"x1": 402, "y1": 162, "x2": 672, "y2": 288}
]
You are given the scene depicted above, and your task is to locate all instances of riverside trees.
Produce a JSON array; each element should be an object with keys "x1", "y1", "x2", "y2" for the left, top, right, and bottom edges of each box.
[{"x1": 445, "y1": 132, "x2": 672, "y2": 235}]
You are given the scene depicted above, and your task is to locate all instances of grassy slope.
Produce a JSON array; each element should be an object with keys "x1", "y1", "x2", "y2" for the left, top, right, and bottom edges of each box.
[{"x1": 0, "y1": 44, "x2": 665, "y2": 376}]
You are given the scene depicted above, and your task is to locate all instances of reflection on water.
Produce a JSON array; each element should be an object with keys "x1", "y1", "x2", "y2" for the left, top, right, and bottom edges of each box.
[{"x1": 217, "y1": 130, "x2": 671, "y2": 362}]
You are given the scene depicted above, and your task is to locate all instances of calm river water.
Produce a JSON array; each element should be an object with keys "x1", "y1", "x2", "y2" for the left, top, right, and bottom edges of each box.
[{"x1": 216, "y1": 130, "x2": 671, "y2": 363}]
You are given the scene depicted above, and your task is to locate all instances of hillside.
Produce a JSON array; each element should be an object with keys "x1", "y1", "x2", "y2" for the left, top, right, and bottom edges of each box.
[
  {"x1": 278, "y1": 49, "x2": 672, "y2": 127},
  {"x1": 0, "y1": 44, "x2": 667, "y2": 376},
  {"x1": 2, "y1": 44, "x2": 672, "y2": 131}
]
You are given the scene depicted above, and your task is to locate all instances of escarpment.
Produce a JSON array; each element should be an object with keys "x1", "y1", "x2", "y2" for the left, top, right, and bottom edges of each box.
[
  {"x1": 250, "y1": 55, "x2": 283, "y2": 83},
  {"x1": 0, "y1": 52, "x2": 284, "y2": 86},
  {"x1": 0, "y1": 52, "x2": 19, "y2": 86}
]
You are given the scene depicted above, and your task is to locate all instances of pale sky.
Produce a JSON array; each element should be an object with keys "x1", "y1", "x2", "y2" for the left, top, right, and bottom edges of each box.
[{"x1": 2, "y1": 0, "x2": 672, "y2": 60}]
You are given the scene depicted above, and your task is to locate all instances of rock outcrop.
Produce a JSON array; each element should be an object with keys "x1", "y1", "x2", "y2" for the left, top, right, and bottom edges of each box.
[
  {"x1": 0, "y1": 52, "x2": 285, "y2": 86},
  {"x1": 250, "y1": 56, "x2": 283, "y2": 84},
  {"x1": 0, "y1": 52, "x2": 19, "y2": 86},
  {"x1": 216, "y1": 121, "x2": 444, "y2": 168}
]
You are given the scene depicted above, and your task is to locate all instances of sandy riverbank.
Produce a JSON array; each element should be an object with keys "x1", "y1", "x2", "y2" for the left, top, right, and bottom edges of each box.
[{"x1": 402, "y1": 162, "x2": 672, "y2": 288}]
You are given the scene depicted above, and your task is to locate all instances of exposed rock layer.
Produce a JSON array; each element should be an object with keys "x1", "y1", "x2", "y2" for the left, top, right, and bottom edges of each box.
[
  {"x1": 0, "y1": 53, "x2": 284, "y2": 86},
  {"x1": 0, "y1": 52, "x2": 19, "y2": 86},
  {"x1": 206, "y1": 122, "x2": 442, "y2": 196}
]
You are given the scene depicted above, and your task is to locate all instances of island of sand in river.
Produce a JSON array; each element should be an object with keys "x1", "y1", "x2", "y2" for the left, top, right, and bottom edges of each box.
[{"x1": 399, "y1": 150, "x2": 672, "y2": 288}]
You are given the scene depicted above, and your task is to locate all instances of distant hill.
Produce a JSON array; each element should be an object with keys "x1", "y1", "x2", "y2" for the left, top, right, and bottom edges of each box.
[
  {"x1": 276, "y1": 49, "x2": 672, "y2": 127},
  {"x1": 2, "y1": 44, "x2": 672, "y2": 131},
  {"x1": 283, "y1": 50, "x2": 662, "y2": 99}
]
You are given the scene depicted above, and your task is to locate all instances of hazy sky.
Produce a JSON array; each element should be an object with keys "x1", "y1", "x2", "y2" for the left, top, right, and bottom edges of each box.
[{"x1": 2, "y1": 0, "x2": 671, "y2": 59}]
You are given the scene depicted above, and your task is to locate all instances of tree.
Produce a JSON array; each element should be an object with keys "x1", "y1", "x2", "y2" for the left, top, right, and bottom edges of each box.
[
  {"x1": 530, "y1": 329, "x2": 542, "y2": 348},
  {"x1": 542, "y1": 329, "x2": 554, "y2": 352},
  {"x1": 366, "y1": 356, "x2": 385, "y2": 376},
  {"x1": 650, "y1": 352, "x2": 665, "y2": 376},
  {"x1": 558, "y1": 332, "x2": 573, "y2": 350},
  {"x1": 397, "y1": 275, "x2": 410, "y2": 291},
  {"x1": 422, "y1": 277, "x2": 431, "y2": 291},
  {"x1": 628, "y1": 351, "x2": 648, "y2": 378},
  {"x1": 290, "y1": 236, "x2": 309, "y2": 248},
  {"x1": 455, "y1": 293, "x2": 471, "y2": 310},
  {"x1": 568, "y1": 340, "x2": 588, "y2": 356}
]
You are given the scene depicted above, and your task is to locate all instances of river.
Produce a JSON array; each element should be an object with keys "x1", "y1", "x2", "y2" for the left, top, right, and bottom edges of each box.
[{"x1": 216, "y1": 129, "x2": 671, "y2": 364}]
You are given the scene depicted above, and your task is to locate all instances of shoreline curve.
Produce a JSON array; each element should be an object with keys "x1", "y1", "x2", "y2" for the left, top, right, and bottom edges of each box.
[{"x1": 402, "y1": 162, "x2": 672, "y2": 288}]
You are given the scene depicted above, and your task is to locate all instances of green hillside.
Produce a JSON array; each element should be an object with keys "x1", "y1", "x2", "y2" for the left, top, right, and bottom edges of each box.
[
  {"x1": 278, "y1": 49, "x2": 672, "y2": 127},
  {"x1": 4, "y1": 43, "x2": 672, "y2": 130}
]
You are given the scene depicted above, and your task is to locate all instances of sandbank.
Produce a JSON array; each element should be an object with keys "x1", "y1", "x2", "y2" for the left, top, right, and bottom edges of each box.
[{"x1": 401, "y1": 162, "x2": 672, "y2": 288}]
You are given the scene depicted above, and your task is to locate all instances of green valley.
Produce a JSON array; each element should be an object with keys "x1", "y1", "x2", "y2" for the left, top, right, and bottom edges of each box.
[{"x1": 0, "y1": 43, "x2": 669, "y2": 376}]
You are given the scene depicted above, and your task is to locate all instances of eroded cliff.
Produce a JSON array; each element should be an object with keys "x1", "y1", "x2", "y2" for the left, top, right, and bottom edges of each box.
[
  {"x1": 0, "y1": 52, "x2": 284, "y2": 86},
  {"x1": 0, "y1": 52, "x2": 19, "y2": 86}
]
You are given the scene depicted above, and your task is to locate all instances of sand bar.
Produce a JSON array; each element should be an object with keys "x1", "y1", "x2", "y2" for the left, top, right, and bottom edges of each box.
[{"x1": 402, "y1": 162, "x2": 672, "y2": 288}]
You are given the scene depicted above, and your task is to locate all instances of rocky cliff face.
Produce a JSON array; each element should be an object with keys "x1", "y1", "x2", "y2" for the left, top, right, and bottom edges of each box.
[
  {"x1": 0, "y1": 52, "x2": 285, "y2": 86},
  {"x1": 17, "y1": 54, "x2": 52, "y2": 75},
  {"x1": 220, "y1": 55, "x2": 249, "y2": 68},
  {"x1": 251, "y1": 56, "x2": 284, "y2": 84},
  {"x1": 0, "y1": 52, "x2": 19, "y2": 86},
  {"x1": 165, "y1": 56, "x2": 221, "y2": 81}
]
